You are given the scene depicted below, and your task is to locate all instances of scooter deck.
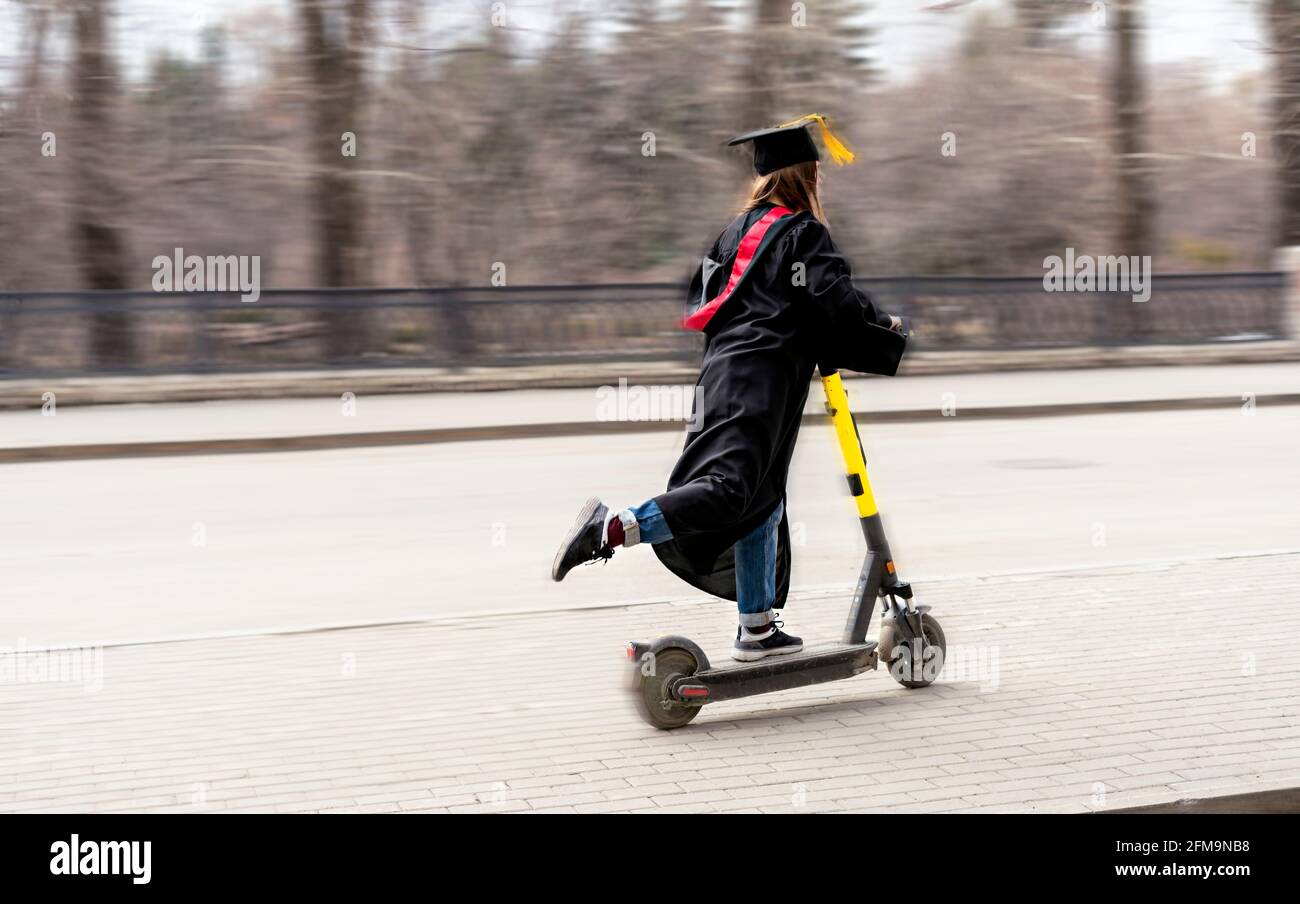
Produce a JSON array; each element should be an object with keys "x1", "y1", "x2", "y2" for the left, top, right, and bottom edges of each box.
[{"x1": 681, "y1": 642, "x2": 879, "y2": 704}]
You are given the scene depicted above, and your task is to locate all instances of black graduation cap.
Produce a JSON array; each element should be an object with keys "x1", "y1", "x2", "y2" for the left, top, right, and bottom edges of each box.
[{"x1": 727, "y1": 114, "x2": 856, "y2": 176}]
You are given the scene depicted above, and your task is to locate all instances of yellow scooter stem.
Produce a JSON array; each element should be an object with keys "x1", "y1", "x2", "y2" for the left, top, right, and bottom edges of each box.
[{"x1": 820, "y1": 371, "x2": 878, "y2": 519}]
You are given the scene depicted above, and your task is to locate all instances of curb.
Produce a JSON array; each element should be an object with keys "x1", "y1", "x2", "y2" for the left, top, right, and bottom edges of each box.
[{"x1": 3, "y1": 392, "x2": 1299, "y2": 464}]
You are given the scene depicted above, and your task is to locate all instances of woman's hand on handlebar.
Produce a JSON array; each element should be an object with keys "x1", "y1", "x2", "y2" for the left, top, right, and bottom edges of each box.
[{"x1": 887, "y1": 314, "x2": 904, "y2": 333}]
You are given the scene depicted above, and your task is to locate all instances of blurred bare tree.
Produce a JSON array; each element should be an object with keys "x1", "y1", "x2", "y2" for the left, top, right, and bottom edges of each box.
[
  {"x1": 1268, "y1": 0, "x2": 1300, "y2": 246},
  {"x1": 1111, "y1": 0, "x2": 1155, "y2": 339},
  {"x1": 0, "y1": 1, "x2": 53, "y2": 364},
  {"x1": 297, "y1": 0, "x2": 370, "y2": 359},
  {"x1": 745, "y1": 0, "x2": 877, "y2": 128},
  {"x1": 744, "y1": 0, "x2": 790, "y2": 127},
  {"x1": 1111, "y1": 0, "x2": 1156, "y2": 259},
  {"x1": 72, "y1": 0, "x2": 135, "y2": 365}
]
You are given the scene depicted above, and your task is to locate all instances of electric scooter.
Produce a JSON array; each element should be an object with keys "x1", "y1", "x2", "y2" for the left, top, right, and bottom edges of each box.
[{"x1": 625, "y1": 363, "x2": 947, "y2": 729}]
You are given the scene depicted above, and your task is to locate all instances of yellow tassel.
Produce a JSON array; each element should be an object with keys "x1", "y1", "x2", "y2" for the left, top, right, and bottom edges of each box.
[{"x1": 779, "y1": 113, "x2": 856, "y2": 165}]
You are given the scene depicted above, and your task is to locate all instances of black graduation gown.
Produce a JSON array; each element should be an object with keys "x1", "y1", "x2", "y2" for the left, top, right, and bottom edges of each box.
[{"x1": 651, "y1": 203, "x2": 907, "y2": 608}]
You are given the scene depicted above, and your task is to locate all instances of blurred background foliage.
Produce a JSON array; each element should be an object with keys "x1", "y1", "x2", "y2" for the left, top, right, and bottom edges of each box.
[{"x1": 0, "y1": 0, "x2": 1295, "y2": 301}]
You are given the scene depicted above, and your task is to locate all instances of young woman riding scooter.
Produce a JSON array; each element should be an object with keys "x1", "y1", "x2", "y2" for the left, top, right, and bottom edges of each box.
[{"x1": 552, "y1": 114, "x2": 907, "y2": 662}]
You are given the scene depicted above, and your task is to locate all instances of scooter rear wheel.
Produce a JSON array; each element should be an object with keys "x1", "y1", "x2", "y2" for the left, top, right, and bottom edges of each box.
[
  {"x1": 632, "y1": 646, "x2": 701, "y2": 730},
  {"x1": 887, "y1": 615, "x2": 946, "y2": 689}
]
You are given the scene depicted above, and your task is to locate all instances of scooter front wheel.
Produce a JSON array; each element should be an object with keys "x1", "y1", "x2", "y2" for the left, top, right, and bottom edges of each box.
[
  {"x1": 631, "y1": 646, "x2": 702, "y2": 730},
  {"x1": 887, "y1": 615, "x2": 946, "y2": 689}
]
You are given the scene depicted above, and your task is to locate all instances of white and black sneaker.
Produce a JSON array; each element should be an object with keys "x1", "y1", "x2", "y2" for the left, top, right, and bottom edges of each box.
[{"x1": 731, "y1": 616, "x2": 803, "y2": 662}]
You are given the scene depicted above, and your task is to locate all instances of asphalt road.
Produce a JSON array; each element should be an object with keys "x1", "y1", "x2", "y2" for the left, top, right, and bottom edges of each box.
[{"x1": 2, "y1": 405, "x2": 1297, "y2": 647}]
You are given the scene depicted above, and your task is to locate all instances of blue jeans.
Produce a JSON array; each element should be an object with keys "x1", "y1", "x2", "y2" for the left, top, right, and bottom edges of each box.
[{"x1": 619, "y1": 499, "x2": 783, "y2": 627}]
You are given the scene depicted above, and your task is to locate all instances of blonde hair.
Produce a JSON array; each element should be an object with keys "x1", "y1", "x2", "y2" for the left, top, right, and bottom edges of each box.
[{"x1": 742, "y1": 160, "x2": 825, "y2": 223}]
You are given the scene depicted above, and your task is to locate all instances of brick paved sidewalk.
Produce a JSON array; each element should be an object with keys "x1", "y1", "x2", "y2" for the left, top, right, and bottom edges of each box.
[{"x1": 2, "y1": 552, "x2": 1298, "y2": 813}]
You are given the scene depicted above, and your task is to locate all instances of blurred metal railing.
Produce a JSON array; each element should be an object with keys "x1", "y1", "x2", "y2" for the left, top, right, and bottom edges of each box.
[{"x1": 0, "y1": 273, "x2": 1287, "y2": 377}]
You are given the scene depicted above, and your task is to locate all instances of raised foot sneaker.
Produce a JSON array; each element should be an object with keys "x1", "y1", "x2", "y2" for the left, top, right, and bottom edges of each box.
[
  {"x1": 732, "y1": 618, "x2": 803, "y2": 662},
  {"x1": 551, "y1": 497, "x2": 614, "y2": 582}
]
